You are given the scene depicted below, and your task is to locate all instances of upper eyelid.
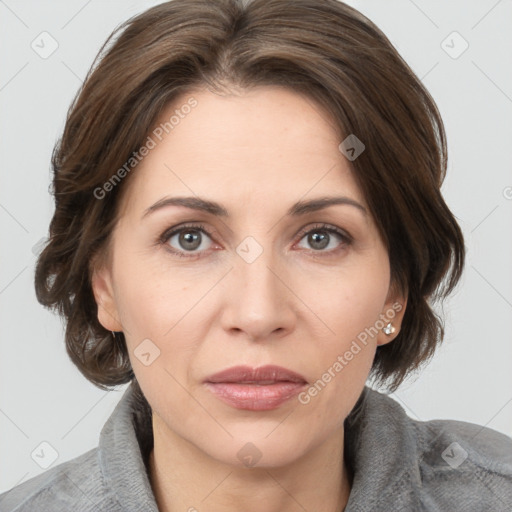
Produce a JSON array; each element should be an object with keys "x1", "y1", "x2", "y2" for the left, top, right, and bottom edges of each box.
[
  {"x1": 296, "y1": 223, "x2": 351, "y2": 239},
  {"x1": 162, "y1": 223, "x2": 216, "y2": 242}
]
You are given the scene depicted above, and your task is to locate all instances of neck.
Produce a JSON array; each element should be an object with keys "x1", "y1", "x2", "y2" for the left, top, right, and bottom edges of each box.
[{"x1": 148, "y1": 415, "x2": 352, "y2": 512}]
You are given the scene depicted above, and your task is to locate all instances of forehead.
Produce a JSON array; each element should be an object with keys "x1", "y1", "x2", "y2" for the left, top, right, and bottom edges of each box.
[{"x1": 119, "y1": 86, "x2": 364, "y2": 218}]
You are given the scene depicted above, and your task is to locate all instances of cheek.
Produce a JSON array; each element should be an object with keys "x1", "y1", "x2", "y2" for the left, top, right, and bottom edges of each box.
[
  {"x1": 317, "y1": 290, "x2": 383, "y2": 385},
  {"x1": 111, "y1": 248, "x2": 211, "y2": 387},
  {"x1": 114, "y1": 274, "x2": 171, "y2": 339},
  {"x1": 300, "y1": 256, "x2": 390, "y2": 342},
  {"x1": 297, "y1": 260, "x2": 389, "y2": 409},
  {"x1": 115, "y1": 264, "x2": 204, "y2": 431},
  {"x1": 111, "y1": 244, "x2": 189, "y2": 335}
]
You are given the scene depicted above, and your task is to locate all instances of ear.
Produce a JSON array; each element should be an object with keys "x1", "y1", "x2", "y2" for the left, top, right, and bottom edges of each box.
[
  {"x1": 90, "y1": 251, "x2": 123, "y2": 332},
  {"x1": 376, "y1": 284, "x2": 407, "y2": 347}
]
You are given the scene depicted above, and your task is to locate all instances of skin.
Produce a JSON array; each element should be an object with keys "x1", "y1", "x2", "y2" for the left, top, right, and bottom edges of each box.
[{"x1": 91, "y1": 85, "x2": 406, "y2": 512}]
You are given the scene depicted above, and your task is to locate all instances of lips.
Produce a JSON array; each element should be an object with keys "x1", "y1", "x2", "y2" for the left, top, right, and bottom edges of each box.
[
  {"x1": 204, "y1": 365, "x2": 308, "y2": 411},
  {"x1": 204, "y1": 365, "x2": 308, "y2": 384}
]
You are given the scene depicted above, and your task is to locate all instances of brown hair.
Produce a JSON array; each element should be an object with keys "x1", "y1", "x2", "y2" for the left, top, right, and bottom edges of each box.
[{"x1": 35, "y1": 0, "x2": 465, "y2": 394}]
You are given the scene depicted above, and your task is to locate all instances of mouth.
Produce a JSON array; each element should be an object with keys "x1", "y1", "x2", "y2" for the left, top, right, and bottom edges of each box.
[{"x1": 203, "y1": 365, "x2": 308, "y2": 411}]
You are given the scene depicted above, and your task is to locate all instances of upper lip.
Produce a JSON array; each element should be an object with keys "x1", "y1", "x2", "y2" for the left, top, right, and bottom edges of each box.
[{"x1": 204, "y1": 365, "x2": 307, "y2": 384}]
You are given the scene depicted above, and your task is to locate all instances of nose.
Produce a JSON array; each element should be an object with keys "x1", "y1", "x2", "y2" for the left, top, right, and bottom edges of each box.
[{"x1": 219, "y1": 246, "x2": 297, "y2": 342}]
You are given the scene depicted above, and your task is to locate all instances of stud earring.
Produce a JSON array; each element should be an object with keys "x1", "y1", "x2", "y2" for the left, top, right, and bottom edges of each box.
[{"x1": 383, "y1": 322, "x2": 396, "y2": 336}]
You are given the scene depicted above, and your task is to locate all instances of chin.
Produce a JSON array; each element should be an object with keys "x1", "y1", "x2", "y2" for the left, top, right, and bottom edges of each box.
[{"x1": 200, "y1": 425, "x2": 316, "y2": 470}]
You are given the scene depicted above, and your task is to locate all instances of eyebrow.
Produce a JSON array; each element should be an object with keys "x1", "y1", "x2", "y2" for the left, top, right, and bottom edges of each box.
[{"x1": 141, "y1": 195, "x2": 367, "y2": 220}]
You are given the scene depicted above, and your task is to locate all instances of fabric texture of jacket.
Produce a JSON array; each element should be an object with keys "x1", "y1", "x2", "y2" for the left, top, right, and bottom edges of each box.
[{"x1": 1, "y1": 380, "x2": 511, "y2": 511}]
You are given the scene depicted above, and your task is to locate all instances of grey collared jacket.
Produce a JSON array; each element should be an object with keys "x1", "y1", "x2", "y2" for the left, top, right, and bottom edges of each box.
[{"x1": 1, "y1": 381, "x2": 511, "y2": 511}]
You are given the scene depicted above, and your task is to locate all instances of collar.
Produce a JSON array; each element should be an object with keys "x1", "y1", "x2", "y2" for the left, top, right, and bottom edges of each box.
[
  {"x1": 99, "y1": 382, "x2": 421, "y2": 511},
  {"x1": 343, "y1": 386, "x2": 422, "y2": 510},
  {"x1": 99, "y1": 381, "x2": 159, "y2": 511}
]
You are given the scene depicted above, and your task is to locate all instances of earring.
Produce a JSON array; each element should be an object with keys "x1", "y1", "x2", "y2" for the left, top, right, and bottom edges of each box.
[{"x1": 383, "y1": 322, "x2": 396, "y2": 336}]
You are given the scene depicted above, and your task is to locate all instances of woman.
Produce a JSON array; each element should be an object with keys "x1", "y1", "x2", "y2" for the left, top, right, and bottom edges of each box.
[{"x1": 1, "y1": 0, "x2": 511, "y2": 510}]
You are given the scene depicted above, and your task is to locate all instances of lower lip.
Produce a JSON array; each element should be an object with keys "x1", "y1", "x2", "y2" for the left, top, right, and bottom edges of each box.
[{"x1": 204, "y1": 382, "x2": 307, "y2": 411}]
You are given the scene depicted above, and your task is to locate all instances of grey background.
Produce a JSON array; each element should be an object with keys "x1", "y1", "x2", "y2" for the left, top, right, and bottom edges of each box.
[{"x1": 1, "y1": 0, "x2": 511, "y2": 492}]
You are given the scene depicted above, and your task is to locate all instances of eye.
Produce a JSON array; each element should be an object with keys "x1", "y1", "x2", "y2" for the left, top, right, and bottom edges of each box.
[
  {"x1": 295, "y1": 223, "x2": 352, "y2": 255},
  {"x1": 159, "y1": 223, "x2": 215, "y2": 258},
  {"x1": 158, "y1": 222, "x2": 352, "y2": 259}
]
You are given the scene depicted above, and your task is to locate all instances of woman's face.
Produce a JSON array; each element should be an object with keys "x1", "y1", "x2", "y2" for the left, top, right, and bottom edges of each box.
[{"x1": 92, "y1": 85, "x2": 404, "y2": 468}]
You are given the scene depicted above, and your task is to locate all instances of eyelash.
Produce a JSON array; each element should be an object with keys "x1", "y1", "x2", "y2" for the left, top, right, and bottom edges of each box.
[{"x1": 158, "y1": 222, "x2": 353, "y2": 259}]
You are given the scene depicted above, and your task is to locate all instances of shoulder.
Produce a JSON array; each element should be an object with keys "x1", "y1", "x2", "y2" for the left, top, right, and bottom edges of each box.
[
  {"x1": 0, "y1": 447, "x2": 119, "y2": 512},
  {"x1": 357, "y1": 387, "x2": 512, "y2": 510},
  {"x1": 412, "y1": 410, "x2": 512, "y2": 509}
]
